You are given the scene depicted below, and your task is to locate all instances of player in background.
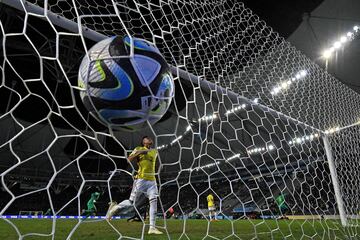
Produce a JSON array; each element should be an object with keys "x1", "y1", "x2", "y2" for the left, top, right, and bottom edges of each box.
[
  {"x1": 166, "y1": 207, "x2": 174, "y2": 219},
  {"x1": 43, "y1": 208, "x2": 52, "y2": 216},
  {"x1": 207, "y1": 193, "x2": 217, "y2": 221},
  {"x1": 81, "y1": 192, "x2": 100, "y2": 218},
  {"x1": 107, "y1": 136, "x2": 163, "y2": 235},
  {"x1": 275, "y1": 192, "x2": 289, "y2": 219}
]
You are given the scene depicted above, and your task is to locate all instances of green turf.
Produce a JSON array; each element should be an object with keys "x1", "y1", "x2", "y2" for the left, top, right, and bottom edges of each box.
[{"x1": 0, "y1": 218, "x2": 354, "y2": 240}]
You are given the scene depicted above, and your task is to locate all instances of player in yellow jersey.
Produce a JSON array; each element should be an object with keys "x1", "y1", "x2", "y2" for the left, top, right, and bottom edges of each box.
[
  {"x1": 207, "y1": 193, "x2": 217, "y2": 221},
  {"x1": 106, "y1": 136, "x2": 162, "y2": 235}
]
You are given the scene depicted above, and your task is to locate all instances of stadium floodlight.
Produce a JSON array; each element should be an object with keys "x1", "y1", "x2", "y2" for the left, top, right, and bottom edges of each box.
[
  {"x1": 171, "y1": 135, "x2": 183, "y2": 145},
  {"x1": 157, "y1": 144, "x2": 167, "y2": 150},
  {"x1": 325, "y1": 127, "x2": 341, "y2": 135},
  {"x1": 323, "y1": 26, "x2": 360, "y2": 59},
  {"x1": 300, "y1": 70, "x2": 307, "y2": 77},
  {"x1": 198, "y1": 114, "x2": 217, "y2": 122},
  {"x1": 226, "y1": 104, "x2": 247, "y2": 116},
  {"x1": 271, "y1": 70, "x2": 307, "y2": 95},
  {"x1": 227, "y1": 153, "x2": 240, "y2": 161},
  {"x1": 323, "y1": 49, "x2": 333, "y2": 59},
  {"x1": 271, "y1": 87, "x2": 280, "y2": 95},
  {"x1": 333, "y1": 41, "x2": 342, "y2": 49},
  {"x1": 340, "y1": 36, "x2": 347, "y2": 43}
]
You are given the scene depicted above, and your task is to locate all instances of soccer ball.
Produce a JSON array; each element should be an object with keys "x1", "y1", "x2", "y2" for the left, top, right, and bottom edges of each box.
[{"x1": 78, "y1": 36, "x2": 174, "y2": 131}]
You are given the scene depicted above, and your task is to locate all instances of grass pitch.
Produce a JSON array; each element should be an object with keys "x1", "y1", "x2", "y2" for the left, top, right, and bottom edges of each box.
[{"x1": 0, "y1": 218, "x2": 353, "y2": 240}]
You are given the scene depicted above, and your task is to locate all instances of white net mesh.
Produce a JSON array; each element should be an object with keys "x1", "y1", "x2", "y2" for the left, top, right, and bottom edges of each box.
[{"x1": 1, "y1": 0, "x2": 360, "y2": 239}]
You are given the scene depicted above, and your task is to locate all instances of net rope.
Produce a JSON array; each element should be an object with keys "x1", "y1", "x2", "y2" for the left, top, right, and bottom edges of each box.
[{"x1": 0, "y1": 0, "x2": 360, "y2": 239}]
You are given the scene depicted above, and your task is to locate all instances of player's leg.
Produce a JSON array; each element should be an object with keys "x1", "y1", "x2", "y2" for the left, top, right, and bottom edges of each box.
[
  {"x1": 128, "y1": 192, "x2": 147, "y2": 222},
  {"x1": 107, "y1": 199, "x2": 133, "y2": 220},
  {"x1": 84, "y1": 208, "x2": 95, "y2": 218},
  {"x1": 277, "y1": 204, "x2": 288, "y2": 219},
  {"x1": 107, "y1": 179, "x2": 140, "y2": 220},
  {"x1": 213, "y1": 207, "x2": 218, "y2": 220},
  {"x1": 208, "y1": 208, "x2": 213, "y2": 221},
  {"x1": 146, "y1": 181, "x2": 162, "y2": 235},
  {"x1": 143, "y1": 205, "x2": 148, "y2": 220},
  {"x1": 83, "y1": 202, "x2": 95, "y2": 217},
  {"x1": 81, "y1": 204, "x2": 96, "y2": 221},
  {"x1": 281, "y1": 205, "x2": 289, "y2": 219}
]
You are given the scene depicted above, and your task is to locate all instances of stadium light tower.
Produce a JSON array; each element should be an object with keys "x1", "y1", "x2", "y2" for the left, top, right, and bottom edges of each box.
[
  {"x1": 323, "y1": 49, "x2": 333, "y2": 59},
  {"x1": 322, "y1": 25, "x2": 359, "y2": 61}
]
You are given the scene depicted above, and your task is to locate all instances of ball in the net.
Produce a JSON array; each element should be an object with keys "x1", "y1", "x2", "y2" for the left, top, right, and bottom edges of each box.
[{"x1": 78, "y1": 36, "x2": 174, "y2": 131}]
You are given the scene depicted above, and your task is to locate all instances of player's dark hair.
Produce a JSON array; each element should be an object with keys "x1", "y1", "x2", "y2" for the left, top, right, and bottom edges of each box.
[{"x1": 141, "y1": 136, "x2": 151, "y2": 146}]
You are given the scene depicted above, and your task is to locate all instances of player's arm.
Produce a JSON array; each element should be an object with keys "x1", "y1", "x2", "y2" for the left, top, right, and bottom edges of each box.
[
  {"x1": 128, "y1": 153, "x2": 138, "y2": 161},
  {"x1": 128, "y1": 148, "x2": 149, "y2": 161},
  {"x1": 94, "y1": 192, "x2": 100, "y2": 201}
]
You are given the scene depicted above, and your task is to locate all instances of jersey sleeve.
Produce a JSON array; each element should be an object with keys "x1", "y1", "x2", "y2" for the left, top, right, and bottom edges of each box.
[{"x1": 129, "y1": 147, "x2": 141, "y2": 157}]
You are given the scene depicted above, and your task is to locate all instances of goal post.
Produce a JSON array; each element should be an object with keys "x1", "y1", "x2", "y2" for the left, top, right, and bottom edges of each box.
[
  {"x1": 323, "y1": 135, "x2": 347, "y2": 227},
  {"x1": 326, "y1": 124, "x2": 360, "y2": 229}
]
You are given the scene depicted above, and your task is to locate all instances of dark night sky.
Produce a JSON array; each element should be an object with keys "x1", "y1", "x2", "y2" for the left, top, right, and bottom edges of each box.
[{"x1": 242, "y1": 0, "x2": 324, "y2": 38}]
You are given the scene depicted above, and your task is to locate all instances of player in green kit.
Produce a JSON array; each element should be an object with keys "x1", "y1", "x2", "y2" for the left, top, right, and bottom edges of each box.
[
  {"x1": 82, "y1": 192, "x2": 100, "y2": 218},
  {"x1": 275, "y1": 192, "x2": 289, "y2": 219},
  {"x1": 107, "y1": 136, "x2": 163, "y2": 235}
]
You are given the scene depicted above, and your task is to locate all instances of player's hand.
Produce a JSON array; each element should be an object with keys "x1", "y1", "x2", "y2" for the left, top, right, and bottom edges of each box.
[
  {"x1": 129, "y1": 149, "x2": 150, "y2": 161},
  {"x1": 135, "y1": 149, "x2": 149, "y2": 155}
]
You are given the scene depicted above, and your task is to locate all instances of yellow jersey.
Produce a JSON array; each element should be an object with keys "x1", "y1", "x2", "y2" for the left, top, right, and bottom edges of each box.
[
  {"x1": 207, "y1": 194, "x2": 214, "y2": 207},
  {"x1": 130, "y1": 146, "x2": 157, "y2": 181}
]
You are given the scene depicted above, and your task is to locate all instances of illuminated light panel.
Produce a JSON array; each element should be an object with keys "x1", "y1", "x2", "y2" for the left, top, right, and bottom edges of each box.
[
  {"x1": 288, "y1": 133, "x2": 321, "y2": 146},
  {"x1": 198, "y1": 113, "x2": 217, "y2": 122},
  {"x1": 324, "y1": 127, "x2": 341, "y2": 135},
  {"x1": 322, "y1": 25, "x2": 359, "y2": 59},
  {"x1": 271, "y1": 70, "x2": 307, "y2": 95},
  {"x1": 225, "y1": 104, "x2": 246, "y2": 116}
]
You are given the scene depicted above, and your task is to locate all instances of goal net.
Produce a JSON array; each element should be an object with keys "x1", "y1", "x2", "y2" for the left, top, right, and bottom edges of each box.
[{"x1": 1, "y1": 0, "x2": 360, "y2": 239}]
